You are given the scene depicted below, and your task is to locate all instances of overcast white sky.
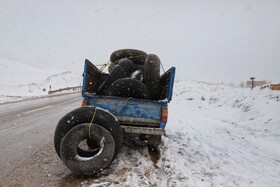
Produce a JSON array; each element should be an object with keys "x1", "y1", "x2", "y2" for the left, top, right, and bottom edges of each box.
[{"x1": 1, "y1": 0, "x2": 280, "y2": 84}]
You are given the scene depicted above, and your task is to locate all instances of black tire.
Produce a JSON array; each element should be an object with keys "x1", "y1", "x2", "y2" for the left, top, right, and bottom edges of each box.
[
  {"x1": 54, "y1": 106, "x2": 123, "y2": 159},
  {"x1": 110, "y1": 49, "x2": 147, "y2": 65},
  {"x1": 109, "y1": 62, "x2": 144, "y2": 74},
  {"x1": 143, "y1": 54, "x2": 161, "y2": 100},
  {"x1": 98, "y1": 58, "x2": 136, "y2": 95},
  {"x1": 106, "y1": 78, "x2": 151, "y2": 99},
  {"x1": 60, "y1": 123, "x2": 115, "y2": 175}
]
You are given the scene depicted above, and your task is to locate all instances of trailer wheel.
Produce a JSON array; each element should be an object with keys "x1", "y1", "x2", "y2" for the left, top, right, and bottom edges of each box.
[
  {"x1": 110, "y1": 49, "x2": 147, "y2": 65},
  {"x1": 60, "y1": 123, "x2": 115, "y2": 175},
  {"x1": 54, "y1": 106, "x2": 123, "y2": 159}
]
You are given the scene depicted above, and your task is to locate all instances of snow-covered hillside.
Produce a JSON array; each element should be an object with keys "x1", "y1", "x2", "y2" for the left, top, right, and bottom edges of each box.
[
  {"x1": 162, "y1": 81, "x2": 280, "y2": 186},
  {"x1": 83, "y1": 80, "x2": 280, "y2": 187},
  {"x1": 0, "y1": 57, "x2": 82, "y2": 103}
]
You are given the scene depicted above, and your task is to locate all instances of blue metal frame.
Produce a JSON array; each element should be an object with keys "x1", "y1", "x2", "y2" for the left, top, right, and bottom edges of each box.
[
  {"x1": 89, "y1": 97, "x2": 161, "y2": 119},
  {"x1": 167, "y1": 67, "x2": 176, "y2": 102},
  {"x1": 82, "y1": 59, "x2": 89, "y2": 95}
]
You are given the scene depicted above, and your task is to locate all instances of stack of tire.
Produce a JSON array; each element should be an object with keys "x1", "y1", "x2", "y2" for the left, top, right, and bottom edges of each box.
[
  {"x1": 54, "y1": 107, "x2": 123, "y2": 176},
  {"x1": 98, "y1": 49, "x2": 161, "y2": 100},
  {"x1": 54, "y1": 49, "x2": 161, "y2": 176}
]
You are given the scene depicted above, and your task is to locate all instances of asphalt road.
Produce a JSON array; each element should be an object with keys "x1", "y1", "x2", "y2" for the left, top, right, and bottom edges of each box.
[{"x1": 0, "y1": 93, "x2": 82, "y2": 184}]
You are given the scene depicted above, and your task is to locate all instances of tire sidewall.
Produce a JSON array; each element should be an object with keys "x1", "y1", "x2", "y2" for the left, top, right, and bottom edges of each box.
[
  {"x1": 60, "y1": 123, "x2": 115, "y2": 175},
  {"x1": 54, "y1": 106, "x2": 123, "y2": 159}
]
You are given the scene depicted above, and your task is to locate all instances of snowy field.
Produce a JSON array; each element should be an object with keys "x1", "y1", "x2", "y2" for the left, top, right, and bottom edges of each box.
[
  {"x1": 0, "y1": 57, "x2": 82, "y2": 103},
  {"x1": 162, "y1": 81, "x2": 280, "y2": 186},
  {"x1": 72, "y1": 80, "x2": 280, "y2": 187}
]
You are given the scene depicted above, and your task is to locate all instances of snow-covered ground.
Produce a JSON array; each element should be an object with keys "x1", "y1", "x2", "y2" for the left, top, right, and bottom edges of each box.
[
  {"x1": 162, "y1": 81, "x2": 280, "y2": 186},
  {"x1": 84, "y1": 80, "x2": 280, "y2": 187},
  {"x1": 0, "y1": 57, "x2": 82, "y2": 103}
]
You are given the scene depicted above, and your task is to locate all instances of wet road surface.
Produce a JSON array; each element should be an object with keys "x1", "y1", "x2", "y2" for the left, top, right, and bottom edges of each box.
[
  {"x1": 0, "y1": 93, "x2": 84, "y2": 186},
  {"x1": 0, "y1": 93, "x2": 162, "y2": 187}
]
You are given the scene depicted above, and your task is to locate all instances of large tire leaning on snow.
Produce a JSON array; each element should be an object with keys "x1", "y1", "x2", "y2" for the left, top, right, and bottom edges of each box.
[
  {"x1": 60, "y1": 123, "x2": 115, "y2": 175},
  {"x1": 143, "y1": 54, "x2": 161, "y2": 100},
  {"x1": 54, "y1": 106, "x2": 123, "y2": 159},
  {"x1": 106, "y1": 78, "x2": 151, "y2": 99},
  {"x1": 97, "y1": 58, "x2": 136, "y2": 95},
  {"x1": 110, "y1": 49, "x2": 148, "y2": 65}
]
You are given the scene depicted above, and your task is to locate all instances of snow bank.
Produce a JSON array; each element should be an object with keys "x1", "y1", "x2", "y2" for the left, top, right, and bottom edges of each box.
[
  {"x1": 85, "y1": 80, "x2": 280, "y2": 187},
  {"x1": 161, "y1": 80, "x2": 280, "y2": 186}
]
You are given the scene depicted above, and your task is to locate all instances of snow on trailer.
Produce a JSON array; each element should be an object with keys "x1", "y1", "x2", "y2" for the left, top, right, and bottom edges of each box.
[{"x1": 54, "y1": 49, "x2": 176, "y2": 176}]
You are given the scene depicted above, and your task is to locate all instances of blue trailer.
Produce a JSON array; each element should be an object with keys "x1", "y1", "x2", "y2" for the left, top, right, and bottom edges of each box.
[
  {"x1": 54, "y1": 58, "x2": 175, "y2": 175},
  {"x1": 82, "y1": 59, "x2": 175, "y2": 140}
]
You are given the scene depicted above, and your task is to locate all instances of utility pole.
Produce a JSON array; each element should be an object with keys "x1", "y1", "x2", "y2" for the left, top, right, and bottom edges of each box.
[{"x1": 250, "y1": 77, "x2": 255, "y2": 89}]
